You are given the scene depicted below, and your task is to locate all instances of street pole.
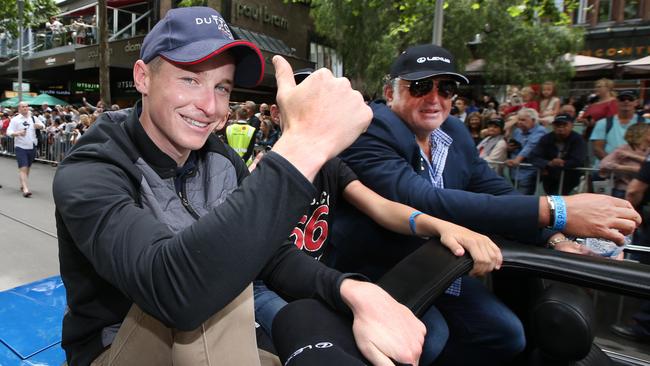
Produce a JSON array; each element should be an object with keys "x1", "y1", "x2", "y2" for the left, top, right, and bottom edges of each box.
[
  {"x1": 98, "y1": 0, "x2": 111, "y2": 105},
  {"x1": 432, "y1": 0, "x2": 444, "y2": 46},
  {"x1": 17, "y1": 0, "x2": 24, "y2": 102}
]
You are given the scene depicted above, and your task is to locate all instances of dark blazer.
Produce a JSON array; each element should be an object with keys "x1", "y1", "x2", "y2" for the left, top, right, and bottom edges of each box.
[{"x1": 328, "y1": 101, "x2": 543, "y2": 276}]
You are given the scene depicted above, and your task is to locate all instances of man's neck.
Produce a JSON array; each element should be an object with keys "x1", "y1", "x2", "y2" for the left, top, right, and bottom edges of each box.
[{"x1": 618, "y1": 112, "x2": 634, "y2": 124}]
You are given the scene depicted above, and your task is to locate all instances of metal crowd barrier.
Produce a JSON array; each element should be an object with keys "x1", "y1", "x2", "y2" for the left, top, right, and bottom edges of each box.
[
  {"x1": 485, "y1": 160, "x2": 615, "y2": 196},
  {"x1": 0, "y1": 132, "x2": 76, "y2": 165}
]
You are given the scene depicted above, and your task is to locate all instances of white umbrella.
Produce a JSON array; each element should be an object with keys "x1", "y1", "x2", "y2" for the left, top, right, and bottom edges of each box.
[
  {"x1": 563, "y1": 54, "x2": 615, "y2": 72},
  {"x1": 622, "y1": 56, "x2": 650, "y2": 72}
]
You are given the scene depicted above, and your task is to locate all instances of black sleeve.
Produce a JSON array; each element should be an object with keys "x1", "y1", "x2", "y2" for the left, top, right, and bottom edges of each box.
[
  {"x1": 336, "y1": 159, "x2": 358, "y2": 191},
  {"x1": 259, "y1": 242, "x2": 364, "y2": 314},
  {"x1": 563, "y1": 134, "x2": 587, "y2": 169},
  {"x1": 637, "y1": 156, "x2": 650, "y2": 184},
  {"x1": 54, "y1": 152, "x2": 317, "y2": 331}
]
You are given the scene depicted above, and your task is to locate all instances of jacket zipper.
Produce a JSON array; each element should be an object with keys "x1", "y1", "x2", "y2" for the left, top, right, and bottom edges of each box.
[{"x1": 178, "y1": 179, "x2": 200, "y2": 220}]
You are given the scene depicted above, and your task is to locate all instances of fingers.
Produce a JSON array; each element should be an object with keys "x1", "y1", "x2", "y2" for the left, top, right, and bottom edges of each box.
[
  {"x1": 465, "y1": 236, "x2": 501, "y2": 276},
  {"x1": 358, "y1": 343, "x2": 395, "y2": 366},
  {"x1": 272, "y1": 55, "x2": 296, "y2": 93},
  {"x1": 440, "y1": 237, "x2": 465, "y2": 256}
]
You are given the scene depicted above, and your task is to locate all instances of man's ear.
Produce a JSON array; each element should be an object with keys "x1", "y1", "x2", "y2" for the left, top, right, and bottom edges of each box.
[
  {"x1": 133, "y1": 60, "x2": 150, "y2": 96},
  {"x1": 384, "y1": 84, "x2": 394, "y2": 105}
]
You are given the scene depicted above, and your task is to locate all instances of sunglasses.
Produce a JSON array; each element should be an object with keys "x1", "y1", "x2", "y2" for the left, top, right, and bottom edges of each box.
[
  {"x1": 400, "y1": 78, "x2": 458, "y2": 99},
  {"x1": 617, "y1": 96, "x2": 636, "y2": 102}
]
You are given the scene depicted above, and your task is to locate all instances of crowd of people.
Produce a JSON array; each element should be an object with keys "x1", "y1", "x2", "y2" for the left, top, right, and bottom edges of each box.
[{"x1": 1, "y1": 7, "x2": 649, "y2": 364}]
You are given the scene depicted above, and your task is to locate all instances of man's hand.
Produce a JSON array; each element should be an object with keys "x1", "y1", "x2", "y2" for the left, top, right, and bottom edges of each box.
[
  {"x1": 14, "y1": 129, "x2": 27, "y2": 137},
  {"x1": 548, "y1": 158, "x2": 565, "y2": 167},
  {"x1": 340, "y1": 280, "x2": 425, "y2": 366},
  {"x1": 271, "y1": 56, "x2": 371, "y2": 181},
  {"x1": 436, "y1": 221, "x2": 502, "y2": 276},
  {"x1": 562, "y1": 194, "x2": 641, "y2": 244}
]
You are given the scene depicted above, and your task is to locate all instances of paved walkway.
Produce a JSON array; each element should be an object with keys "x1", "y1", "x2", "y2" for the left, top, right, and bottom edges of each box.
[{"x1": 0, "y1": 156, "x2": 59, "y2": 291}]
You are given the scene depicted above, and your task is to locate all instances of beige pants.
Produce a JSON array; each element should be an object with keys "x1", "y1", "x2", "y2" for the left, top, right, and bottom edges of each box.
[{"x1": 91, "y1": 285, "x2": 280, "y2": 366}]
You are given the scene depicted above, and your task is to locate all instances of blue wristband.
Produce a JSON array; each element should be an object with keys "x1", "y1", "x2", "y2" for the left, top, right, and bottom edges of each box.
[
  {"x1": 550, "y1": 196, "x2": 567, "y2": 231},
  {"x1": 409, "y1": 211, "x2": 423, "y2": 236}
]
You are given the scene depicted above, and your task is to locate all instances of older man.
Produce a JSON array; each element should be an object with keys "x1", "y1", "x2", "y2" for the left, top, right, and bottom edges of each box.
[
  {"x1": 505, "y1": 107, "x2": 547, "y2": 194},
  {"x1": 53, "y1": 7, "x2": 424, "y2": 366},
  {"x1": 6, "y1": 101, "x2": 44, "y2": 197},
  {"x1": 331, "y1": 44, "x2": 641, "y2": 365}
]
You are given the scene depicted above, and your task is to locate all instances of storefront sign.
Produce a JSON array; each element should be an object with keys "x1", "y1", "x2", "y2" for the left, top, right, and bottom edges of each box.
[
  {"x1": 73, "y1": 82, "x2": 100, "y2": 92},
  {"x1": 581, "y1": 32, "x2": 650, "y2": 60},
  {"x1": 12, "y1": 82, "x2": 29, "y2": 92},
  {"x1": 234, "y1": 2, "x2": 288, "y2": 30},
  {"x1": 114, "y1": 80, "x2": 138, "y2": 95},
  {"x1": 75, "y1": 36, "x2": 144, "y2": 70}
]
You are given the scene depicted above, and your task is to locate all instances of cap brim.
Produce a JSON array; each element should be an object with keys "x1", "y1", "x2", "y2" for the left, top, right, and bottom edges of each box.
[
  {"x1": 160, "y1": 39, "x2": 264, "y2": 88},
  {"x1": 398, "y1": 70, "x2": 468, "y2": 84}
]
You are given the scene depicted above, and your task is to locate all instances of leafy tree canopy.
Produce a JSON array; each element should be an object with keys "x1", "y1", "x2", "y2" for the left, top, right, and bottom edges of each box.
[
  {"x1": 0, "y1": 0, "x2": 59, "y2": 37},
  {"x1": 308, "y1": 0, "x2": 584, "y2": 96}
]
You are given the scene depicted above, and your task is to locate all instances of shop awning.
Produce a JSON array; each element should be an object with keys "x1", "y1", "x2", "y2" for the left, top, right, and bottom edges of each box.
[
  {"x1": 564, "y1": 54, "x2": 615, "y2": 72},
  {"x1": 622, "y1": 56, "x2": 650, "y2": 72},
  {"x1": 230, "y1": 26, "x2": 294, "y2": 56}
]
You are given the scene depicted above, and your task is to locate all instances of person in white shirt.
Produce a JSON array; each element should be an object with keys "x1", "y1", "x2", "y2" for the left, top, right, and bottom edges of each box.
[{"x1": 6, "y1": 102, "x2": 44, "y2": 197}]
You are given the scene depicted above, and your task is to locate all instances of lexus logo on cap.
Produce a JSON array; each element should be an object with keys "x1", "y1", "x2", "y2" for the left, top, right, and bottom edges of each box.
[{"x1": 416, "y1": 56, "x2": 451, "y2": 64}]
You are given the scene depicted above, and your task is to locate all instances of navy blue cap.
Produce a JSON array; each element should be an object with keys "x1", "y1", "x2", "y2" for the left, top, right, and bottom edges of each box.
[
  {"x1": 617, "y1": 90, "x2": 638, "y2": 100},
  {"x1": 389, "y1": 44, "x2": 468, "y2": 83},
  {"x1": 140, "y1": 7, "x2": 264, "y2": 88},
  {"x1": 486, "y1": 117, "x2": 505, "y2": 129},
  {"x1": 552, "y1": 113, "x2": 574, "y2": 124}
]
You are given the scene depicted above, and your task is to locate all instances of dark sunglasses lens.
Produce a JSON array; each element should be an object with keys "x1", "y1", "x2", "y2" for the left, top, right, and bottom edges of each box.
[
  {"x1": 618, "y1": 96, "x2": 634, "y2": 102},
  {"x1": 437, "y1": 80, "x2": 458, "y2": 98},
  {"x1": 409, "y1": 79, "x2": 434, "y2": 97},
  {"x1": 408, "y1": 79, "x2": 457, "y2": 98}
]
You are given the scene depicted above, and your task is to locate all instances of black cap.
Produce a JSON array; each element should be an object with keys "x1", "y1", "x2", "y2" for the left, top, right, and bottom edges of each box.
[
  {"x1": 293, "y1": 68, "x2": 314, "y2": 85},
  {"x1": 552, "y1": 113, "x2": 574, "y2": 124},
  {"x1": 617, "y1": 90, "x2": 638, "y2": 100},
  {"x1": 389, "y1": 44, "x2": 468, "y2": 83},
  {"x1": 486, "y1": 117, "x2": 504, "y2": 130}
]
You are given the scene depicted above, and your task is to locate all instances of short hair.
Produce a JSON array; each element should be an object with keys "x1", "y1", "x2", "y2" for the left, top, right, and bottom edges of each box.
[
  {"x1": 147, "y1": 56, "x2": 165, "y2": 74},
  {"x1": 517, "y1": 107, "x2": 539, "y2": 122},
  {"x1": 466, "y1": 112, "x2": 483, "y2": 127},
  {"x1": 624, "y1": 123, "x2": 650, "y2": 148}
]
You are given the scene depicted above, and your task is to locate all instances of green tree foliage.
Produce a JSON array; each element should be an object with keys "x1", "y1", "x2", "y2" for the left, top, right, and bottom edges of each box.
[
  {"x1": 0, "y1": 0, "x2": 59, "y2": 37},
  {"x1": 308, "y1": 0, "x2": 584, "y2": 96}
]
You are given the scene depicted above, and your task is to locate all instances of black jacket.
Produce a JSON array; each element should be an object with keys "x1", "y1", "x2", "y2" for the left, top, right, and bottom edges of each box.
[{"x1": 54, "y1": 104, "x2": 350, "y2": 366}]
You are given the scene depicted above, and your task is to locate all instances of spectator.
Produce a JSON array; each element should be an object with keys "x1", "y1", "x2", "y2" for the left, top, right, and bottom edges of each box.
[
  {"x1": 578, "y1": 78, "x2": 618, "y2": 138},
  {"x1": 6, "y1": 102, "x2": 44, "y2": 197},
  {"x1": 465, "y1": 111, "x2": 483, "y2": 145},
  {"x1": 53, "y1": 7, "x2": 424, "y2": 366},
  {"x1": 477, "y1": 117, "x2": 508, "y2": 174},
  {"x1": 110, "y1": 104, "x2": 120, "y2": 111},
  {"x1": 255, "y1": 117, "x2": 278, "y2": 150},
  {"x1": 538, "y1": 81, "x2": 561, "y2": 127},
  {"x1": 332, "y1": 43, "x2": 641, "y2": 366},
  {"x1": 503, "y1": 86, "x2": 539, "y2": 117},
  {"x1": 506, "y1": 107, "x2": 547, "y2": 194},
  {"x1": 599, "y1": 123, "x2": 650, "y2": 198},
  {"x1": 243, "y1": 100, "x2": 261, "y2": 129},
  {"x1": 1, "y1": 111, "x2": 10, "y2": 153},
  {"x1": 560, "y1": 103, "x2": 577, "y2": 119},
  {"x1": 45, "y1": 16, "x2": 63, "y2": 49},
  {"x1": 454, "y1": 96, "x2": 469, "y2": 122},
  {"x1": 529, "y1": 114, "x2": 586, "y2": 195},
  {"x1": 226, "y1": 106, "x2": 257, "y2": 164},
  {"x1": 590, "y1": 90, "x2": 648, "y2": 168}
]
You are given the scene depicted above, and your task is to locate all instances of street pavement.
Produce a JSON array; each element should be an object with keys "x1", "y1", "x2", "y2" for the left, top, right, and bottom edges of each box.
[{"x1": 0, "y1": 155, "x2": 59, "y2": 291}]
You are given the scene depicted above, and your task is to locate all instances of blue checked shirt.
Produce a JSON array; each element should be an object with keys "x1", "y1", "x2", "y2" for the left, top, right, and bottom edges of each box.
[{"x1": 419, "y1": 129, "x2": 461, "y2": 296}]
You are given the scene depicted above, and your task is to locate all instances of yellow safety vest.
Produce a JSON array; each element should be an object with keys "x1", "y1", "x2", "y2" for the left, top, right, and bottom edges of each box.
[{"x1": 226, "y1": 121, "x2": 256, "y2": 163}]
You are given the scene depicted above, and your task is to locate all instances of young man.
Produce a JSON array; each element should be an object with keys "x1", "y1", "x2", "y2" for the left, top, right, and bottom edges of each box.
[
  {"x1": 590, "y1": 89, "x2": 647, "y2": 165},
  {"x1": 6, "y1": 102, "x2": 44, "y2": 197},
  {"x1": 331, "y1": 44, "x2": 641, "y2": 365},
  {"x1": 53, "y1": 7, "x2": 423, "y2": 366}
]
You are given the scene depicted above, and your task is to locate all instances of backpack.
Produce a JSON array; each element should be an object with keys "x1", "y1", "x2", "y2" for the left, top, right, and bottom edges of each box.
[{"x1": 605, "y1": 114, "x2": 646, "y2": 136}]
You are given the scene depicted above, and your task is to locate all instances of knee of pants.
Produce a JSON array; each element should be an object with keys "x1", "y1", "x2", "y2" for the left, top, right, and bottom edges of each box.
[
  {"x1": 420, "y1": 305, "x2": 449, "y2": 365},
  {"x1": 490, "y1": 311, "x2": 526, "y2": 355}
]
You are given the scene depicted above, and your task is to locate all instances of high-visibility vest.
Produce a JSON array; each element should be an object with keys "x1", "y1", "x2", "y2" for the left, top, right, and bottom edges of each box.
[{"x1": 226, "y1": 121, "x2": 256, "y2": 158}]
